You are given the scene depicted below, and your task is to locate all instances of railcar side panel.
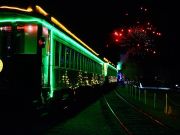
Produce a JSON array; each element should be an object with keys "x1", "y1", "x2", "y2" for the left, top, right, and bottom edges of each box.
[{"x1": 0, "y1": 5, "x2": 118, "y2": 114}]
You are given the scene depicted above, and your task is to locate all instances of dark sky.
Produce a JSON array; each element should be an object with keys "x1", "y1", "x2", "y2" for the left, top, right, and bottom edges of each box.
[{"x1": 1, "y1": 0, "x2": 179, "y2": 64}]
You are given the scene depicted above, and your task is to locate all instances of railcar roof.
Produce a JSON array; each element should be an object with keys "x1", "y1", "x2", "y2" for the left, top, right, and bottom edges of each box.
[
  {"x1": 0, "y1": 5, "x2": 117, "y2": 68},
  {"x1": 0, "y1": 5, "x2": 99, "y2": 56}
]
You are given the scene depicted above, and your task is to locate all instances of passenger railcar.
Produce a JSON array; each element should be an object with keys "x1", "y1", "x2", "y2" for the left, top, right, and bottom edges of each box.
[{"x1": 0, "y1": 5, "x2": 117, "y2": 112}]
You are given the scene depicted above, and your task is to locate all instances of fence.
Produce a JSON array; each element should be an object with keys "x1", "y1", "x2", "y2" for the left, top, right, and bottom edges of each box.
[{"x1": 117, "y1": 83, "x2": 180, "y2": 130}]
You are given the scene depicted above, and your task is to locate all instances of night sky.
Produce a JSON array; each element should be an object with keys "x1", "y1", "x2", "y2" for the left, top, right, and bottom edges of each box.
[{"x1": 0, "y1": 0, "x2": 179, "y2": 65}]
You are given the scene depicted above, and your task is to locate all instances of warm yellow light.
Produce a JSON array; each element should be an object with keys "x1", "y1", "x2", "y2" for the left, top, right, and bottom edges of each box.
[
  {"x1": 0, "y1": 59, "x2": 3, "y2": 72},
  {"x1": 103, "y1": 57, "x2": 110, "y2": 63},
  {"x1": 35, "y1": 5, "x2": 48, "y2": 16},
  {"x1": 51, "y1": 17, "x2": 99, "y2": 56},
  {"x1": 103, "y1": 57, "x2": 115, "y2": 65},
  {"x1": 0, "y1": 6, "x2": 33, "y2": 12}
]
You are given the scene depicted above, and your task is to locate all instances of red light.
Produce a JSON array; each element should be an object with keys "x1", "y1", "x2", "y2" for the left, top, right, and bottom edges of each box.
[
  {"x1": 25, "y1": 25, "x2": 37, "y2": 33},
  {"x1": 114, "y1": 31, "x2": 118, "y2": 36},
  {"x1": 0, "y1": 26, "x2": 12, "y2": 31},
  {"x1": 128, "y1": 29, "x2": 132, "y2": 33},
  {"x1": 115, "y1": 39, "x2": 119, "y2": 42},
  {"x1": 38, "y1": 36, "x2": 46, "y2": 48},
  {"x1": 17, "y1": 25, "x2": 37, "y2": 33},
  {"x1": 43, "y1": 27, "x2": 49, "y2": 37}
]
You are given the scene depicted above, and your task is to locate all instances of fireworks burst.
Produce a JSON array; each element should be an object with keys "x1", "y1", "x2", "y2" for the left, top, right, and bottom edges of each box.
[
  {"x1": 112, "y1": 22, "x2": 161, "y2": 53},
  {"x1": 107, "y1": 6, "x2": 162, "y2": 61}
]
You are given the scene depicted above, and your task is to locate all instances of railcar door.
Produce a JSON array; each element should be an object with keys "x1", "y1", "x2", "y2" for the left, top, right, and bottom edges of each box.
[{"x1": 0, "y1": 23, "x2": 41, "y2": 110}]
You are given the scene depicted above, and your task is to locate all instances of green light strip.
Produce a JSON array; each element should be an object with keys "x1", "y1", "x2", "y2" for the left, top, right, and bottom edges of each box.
[
  {"x1": 0, "y1": 18, "x2": 40, "y2": 23},
  {"x1": 50, "y1": 31, "x2": 54, "y2": 97},
  {"x1": 108, "y1": 64, "x2": 117, "y2": 71}
]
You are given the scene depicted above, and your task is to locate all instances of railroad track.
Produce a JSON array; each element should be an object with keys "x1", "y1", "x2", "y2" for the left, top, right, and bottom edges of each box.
[{"x1": 103, "y1": 88, "x2": 177, "y2": 135}]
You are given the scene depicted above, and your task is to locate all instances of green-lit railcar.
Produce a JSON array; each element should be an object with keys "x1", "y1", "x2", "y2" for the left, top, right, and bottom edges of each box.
[{"x1": 0, "y1": 5, "x2": 117, "y2": 112}]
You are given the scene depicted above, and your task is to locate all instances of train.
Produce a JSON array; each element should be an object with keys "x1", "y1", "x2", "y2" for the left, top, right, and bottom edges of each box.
[{"x1": 0, "y1": 5, "x2": 117, "y2": 113}]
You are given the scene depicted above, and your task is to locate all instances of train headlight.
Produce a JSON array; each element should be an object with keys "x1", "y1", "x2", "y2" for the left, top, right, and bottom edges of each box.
[{"x1": 0, "y1": 59, "x2": 3, "y2": 72}]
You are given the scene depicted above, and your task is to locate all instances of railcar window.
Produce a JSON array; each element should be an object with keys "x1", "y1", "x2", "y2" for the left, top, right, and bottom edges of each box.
[
  {"x1": 76, "y1": 53, "x2": 80, "y2": 70},
  {"x1": 88, "y1": 59, "x2": 90, "y2": 72},
  {"x1": 95, "y1": 63, "x2": 97, "y2": 73},
  {"x1": 85, "y1": 58, "x2": 87, "y2": 71},
  {"x1": 55, "y1": 41, "x2": 60, "y2": 66},
  {"x1": 66, "y1": 47, "x2": 70, "y2": 68},
  {"x1": 69, "y1": 48, "x2": 73, "y2": 68},
  {"x1": 15, "y1": 24, "x2": 37, "y2": 54},
  {"x1": 93, "y1": 61, "x2": 95, "y2": 72},
  {"x1": 0, "y1": 25, "x2": 12, "y2": 57},
  {"x1": 78, "y1": 53, "x2": 81, "y2": 70},
  {"x1": 91, "y1": 60, "x2": 93, "y2": 72},
  {"x1": 74, "y1": 51, "x2": 77, "y2": 69},
  {"x1": 86, "y1": 58, "x2": 89, "y2": 71},
  {"x1": 91, "y1": 61, "x2": 93, "y2": 72},
  {"x1": 79, "y1": 54, "x2": 82, "y2": 70},
  {"x1": 87, "y1": 59, "x2": 89, "y2": 72},
  {"x1": 84, "y1": 57, "x2": 87, "y2": 71},
  {"x1": 89, "y1": 60, "x2": 91, "y2": 71},
  {"x1": 92, "y1": 60, "x2": 94, "y2": 72},
  {"x1": 71, "y1": 49, "x2": 74, "y2": 69},
  {"x1": 78, "y1": 53, "x2": 80, "y2": 70},
  {"x1": 83, "y1": 56, "x2": 86, "y2": 71},
  {"x1": 60, "y1": 45, "x2": 65, "y2": 67},
  {"x1": 82, "y1": 55, "x2": 85, "y2": 71},
  {"x1": 90, "y1": 59, "x2": 92, "y2": 72}
]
